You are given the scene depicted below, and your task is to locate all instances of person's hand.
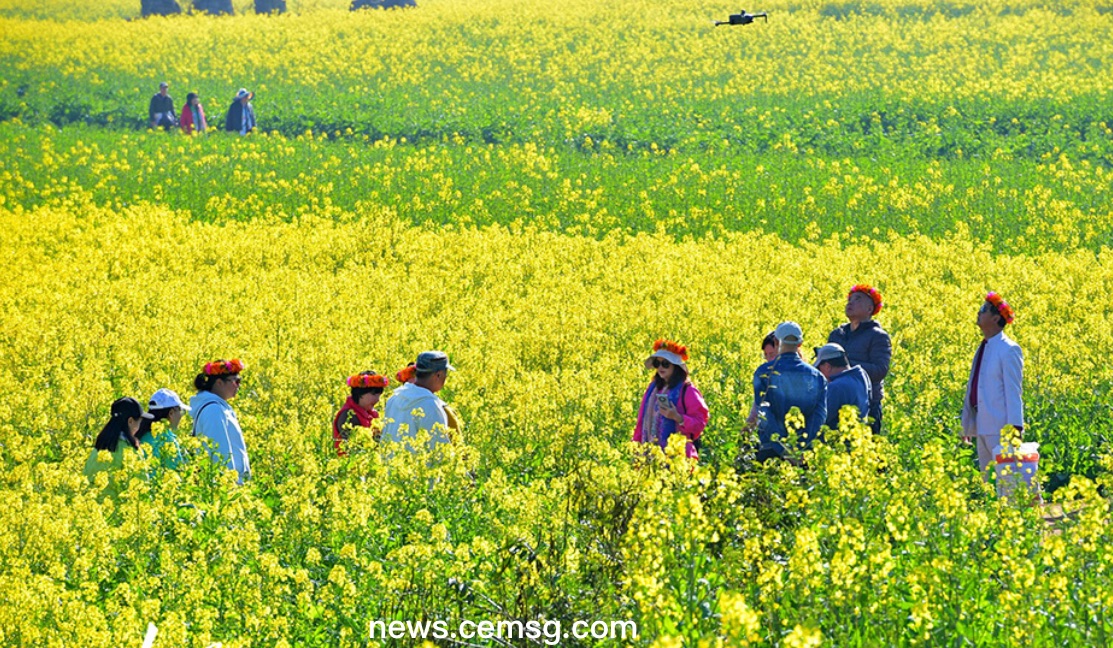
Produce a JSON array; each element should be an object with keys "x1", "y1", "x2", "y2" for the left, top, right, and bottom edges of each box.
[
  {"x1": 744, "y1": 413, "x2": 758, "y2": 430},
  {"x1": 659, "y1": 400, "x2": 682, "y2": 423}
]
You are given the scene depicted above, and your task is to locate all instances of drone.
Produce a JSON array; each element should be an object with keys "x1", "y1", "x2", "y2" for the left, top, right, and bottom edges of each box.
[{"x1": 715, "y1": 9, "x2": 768, "y2": 26}]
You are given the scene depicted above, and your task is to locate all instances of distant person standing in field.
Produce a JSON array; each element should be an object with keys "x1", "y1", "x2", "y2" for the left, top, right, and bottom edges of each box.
[
  {"x1": 381, "y1": 351, "x2": 455, "y2": 452},
  {"x1": 224, "y1": 88, "x2": 256, "y2": 135},
  {"x1": 137, "y1": 388, "x2": 189, "y2": 469},
  {"x1": 333, "y1": 371, "x2": 387, "y2": 455},
  {"x1": 961, "y1": 292, "x2": 1024, "y2": 474},
  {"x1": 753, "y1": 321, "x2": 827, "y2": 461},
  {"x1": 149, "y1": 81, "x2": 176, "y2": 130},
  {"x1": 828, "y1": 284, "x2": 891, "y2": 434},
  {"x1": 179, "y1": 92, "x2": 208, "y2": 134},
  {"x1": 190, "y1": 358, "x2": 250, "y2": 483},
  {"x1": 814, "y1": 343, "x2": 871, "y2": 431},
  {"x1": 633, "y1": 339, "x2": 709, "y2": 460}
]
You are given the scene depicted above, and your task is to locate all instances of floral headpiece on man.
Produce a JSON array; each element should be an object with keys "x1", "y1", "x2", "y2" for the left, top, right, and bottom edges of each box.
[
  {"x1": 849, "y1": 284, "x2": 884, "y2": 316},
  {"x1": 985, "y1": 292, "x2": 1015, "y2": 324},
  {"x1": 204, "y1": 358, "x2": 244, "y2": 376},
  {"x1": 348, "y1": 373, "x2": 389, "y2": 389}
]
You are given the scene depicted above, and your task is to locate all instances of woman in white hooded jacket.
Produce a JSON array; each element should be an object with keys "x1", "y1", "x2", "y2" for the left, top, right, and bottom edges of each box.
[{"x1": 190, "y1": 358, "x2": 250, "y2": 483}]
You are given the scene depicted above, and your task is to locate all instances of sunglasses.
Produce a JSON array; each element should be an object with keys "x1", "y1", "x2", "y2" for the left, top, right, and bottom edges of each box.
[{"x1": 651, "y1": 359, "x2": 672, "y2": 369}]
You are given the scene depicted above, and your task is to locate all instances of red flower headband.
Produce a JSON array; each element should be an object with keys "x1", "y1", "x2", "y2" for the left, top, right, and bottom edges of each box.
[
  {"x1": 348, "y1": 373, "x2": 389, "y2": 389},
  {"x1": 204, "y1": 358, "x2": 244, "y2": 376},
  {"x1": 395, "y1": 364, "x2": 416, "y2": 384},
  {"x1": 985, "y1": 292, "x2": 1015, "y2": 324},
  {"x1": 653, "y1": 339, "x2": 689, "y2": 362},
  {"x1": 849, "y1": 284, "x2": 883, "y2": 315}
]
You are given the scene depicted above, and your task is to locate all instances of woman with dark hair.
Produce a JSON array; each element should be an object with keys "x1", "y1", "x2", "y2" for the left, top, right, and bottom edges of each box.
[
  {"x1": 84, "y1": 397, "x2": 155, "y2": 492},
  {"x1": 632, "y1": 339, "x2": 709, "y2": 460},
  {"x1": 332, "y1": 371, "x2": 388, "y2": 455},
  {"x1": 179, "y1": 92, "x2": 208, "y2": 134},
  {"x1": 137, "y1": 388, "x2": 190, "y2": 469},
  {"x1": 189, "y1": 358, "x2": 250, "y2": 483}
]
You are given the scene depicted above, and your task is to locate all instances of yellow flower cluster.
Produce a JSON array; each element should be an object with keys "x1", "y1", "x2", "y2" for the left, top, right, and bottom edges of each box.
[{"x1": 0, "y1": 199, "x2": 1110, "y2": 644}]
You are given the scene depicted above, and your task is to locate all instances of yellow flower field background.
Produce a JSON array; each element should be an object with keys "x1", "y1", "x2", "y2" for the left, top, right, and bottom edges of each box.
[{"x1": 1, "y1": 0, "x2": 1112, "y2": 645}]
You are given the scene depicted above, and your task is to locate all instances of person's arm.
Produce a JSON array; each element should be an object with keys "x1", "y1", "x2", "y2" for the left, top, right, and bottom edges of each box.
[
  {"x1": 1003, "y1": 344, "x2": 1024, "y2": 430},
  {"x1": 633, "y1": 386, "x2": 650, "y2": 442},
  {"x1": 807, "y1": 378, "x2": 828, "y2": 440},
  {"x1": 824, "y1": 387, "x2": 840, "y2": 429},
  {"x1": 338, "y1": 409, "x2": 360, "y2": 439},
  {"x1": 857, "y1": 330, "x2": 892, "y2": 386},
  {"x1": 223, "y1": 412, "x2": 249, "y2": 481},
  {"x1": 677, "y1": 385, "x2": 709, "y2": 441}
]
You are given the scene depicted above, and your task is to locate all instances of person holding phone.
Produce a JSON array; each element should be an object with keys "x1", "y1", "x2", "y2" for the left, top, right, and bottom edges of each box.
[{"x1": 633, "y1": 339, "x2": 709, "y2": 460}]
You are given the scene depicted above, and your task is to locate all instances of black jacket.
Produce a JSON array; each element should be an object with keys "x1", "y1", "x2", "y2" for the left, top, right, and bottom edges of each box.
[
  {"x1": 224, "y1": 100, "x2": 256, "y2": 133},
  {"x1": 828, "y1": 320, "x2": 891, "y2": 404}
]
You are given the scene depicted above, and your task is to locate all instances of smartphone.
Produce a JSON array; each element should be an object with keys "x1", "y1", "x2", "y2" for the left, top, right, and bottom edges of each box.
[{"x1": 656, "y1": 393, "x2": 671, "y2": 408}]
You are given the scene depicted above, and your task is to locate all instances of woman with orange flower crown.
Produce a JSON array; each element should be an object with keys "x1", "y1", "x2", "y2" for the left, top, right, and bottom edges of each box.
[
  {"x1": 190, "y1": 358, "x2": 250, "y2": 483},
  {"x1": 395, "y1": 362, "x2": 417, "y2": 385},
  {"x1": 333, "y1": 371, "x2": 388, "y2": 455},
  {"x1": 828, "y1": 284, "x2": 892, "y2": 434},
  {"x1": 633, "y1": 339, "x2": 709, "y2": 460}
]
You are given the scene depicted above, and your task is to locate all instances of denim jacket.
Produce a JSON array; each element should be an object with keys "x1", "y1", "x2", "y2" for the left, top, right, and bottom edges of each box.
[{"x1": 753, "y1": 353, "x2": 828, "y2": 456}]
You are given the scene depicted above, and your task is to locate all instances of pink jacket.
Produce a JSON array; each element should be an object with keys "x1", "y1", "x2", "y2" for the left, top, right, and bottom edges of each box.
[{"x1": 633, "y1": 381, "x2": 709, "y2": 460}]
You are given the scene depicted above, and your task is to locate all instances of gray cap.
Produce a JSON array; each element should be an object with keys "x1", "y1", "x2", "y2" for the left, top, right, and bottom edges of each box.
[
  {"x1": 774, "y1": 321, "x2": 804, "y2": 345},
  {"x1": 159, "y1": 81, "x2": 169, "y2": 88},
  {"x1": 813, "y1": 343, "x2": 847, "y2": 366},
  {"x1": 415, "y1": 350, "x2": 455, "y2": 373}
]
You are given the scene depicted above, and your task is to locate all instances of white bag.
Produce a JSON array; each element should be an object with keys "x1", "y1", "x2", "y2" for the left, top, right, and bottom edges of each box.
[{"x1": 993, "y1": 441, "x2": 1040, "y2": 500}]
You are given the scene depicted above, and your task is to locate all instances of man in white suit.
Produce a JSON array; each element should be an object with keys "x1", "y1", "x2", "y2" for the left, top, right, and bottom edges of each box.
[{"x1": 961, "y1": 292, "x2": 1023, "y2": 474}]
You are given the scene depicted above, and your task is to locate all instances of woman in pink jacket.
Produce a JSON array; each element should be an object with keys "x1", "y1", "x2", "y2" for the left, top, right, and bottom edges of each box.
[
  {"x1": 179, "y1": 92, "x2": 208, "y2": 134},
  {"x1": 633, "y1": 339, "x2": 709, "y2": 460}
]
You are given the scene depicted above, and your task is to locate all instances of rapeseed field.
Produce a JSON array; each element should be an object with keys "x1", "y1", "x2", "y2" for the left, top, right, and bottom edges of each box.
[{"x1": 0, "y1": 0, "x2": 1111, "y2": 645}]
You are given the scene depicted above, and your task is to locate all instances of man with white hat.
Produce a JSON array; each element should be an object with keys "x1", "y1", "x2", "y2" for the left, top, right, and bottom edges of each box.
[
  {"x1": 814, "y1": 343, "x2": 871, "y2": 430},
  {"x1": 224, "y1": 88, "x2": 256, "y2": 135},
  {"x1": 752, "y1": 321, "x2": 827, "y2": 461},
  {"x1": 381, "y1": 351, "x2": 455, "y2": 453}
]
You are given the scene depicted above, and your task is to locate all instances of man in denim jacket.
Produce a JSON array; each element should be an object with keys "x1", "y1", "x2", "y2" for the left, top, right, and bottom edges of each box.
[{"x1": 753, "y1": 321, "x2": 828, "y2": 461}]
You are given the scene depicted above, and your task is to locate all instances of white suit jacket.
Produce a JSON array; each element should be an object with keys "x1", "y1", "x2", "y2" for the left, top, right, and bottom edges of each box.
[{"x1": 961, "y1": 331, "x2": 1024, "y2": 437}]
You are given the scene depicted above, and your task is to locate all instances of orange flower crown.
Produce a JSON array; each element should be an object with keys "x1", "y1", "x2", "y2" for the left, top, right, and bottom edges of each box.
[
  {"x1": 348, "y1": 373, "x2": 389, "y2": 389},
  {"x1": 395, "y1": 364, "x2": 417, "y2": 384},
  {"x1": 985, "y1": 292, "x2": 1015, "y2": 324},
  {"x1": 849, "y1": 284, "x2": 884, "y2": 315},
  {"x1": 653, "y1": 339, "x2": 689, "y2": 362},
  {"x1": 204, "y1": 358, "x2": 244, "y2": 376}
]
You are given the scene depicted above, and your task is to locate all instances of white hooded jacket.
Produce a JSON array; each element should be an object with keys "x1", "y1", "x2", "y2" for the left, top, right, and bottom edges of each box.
[{"x1": 381, "y1": 383, "x2": 450, "y2": 452}]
